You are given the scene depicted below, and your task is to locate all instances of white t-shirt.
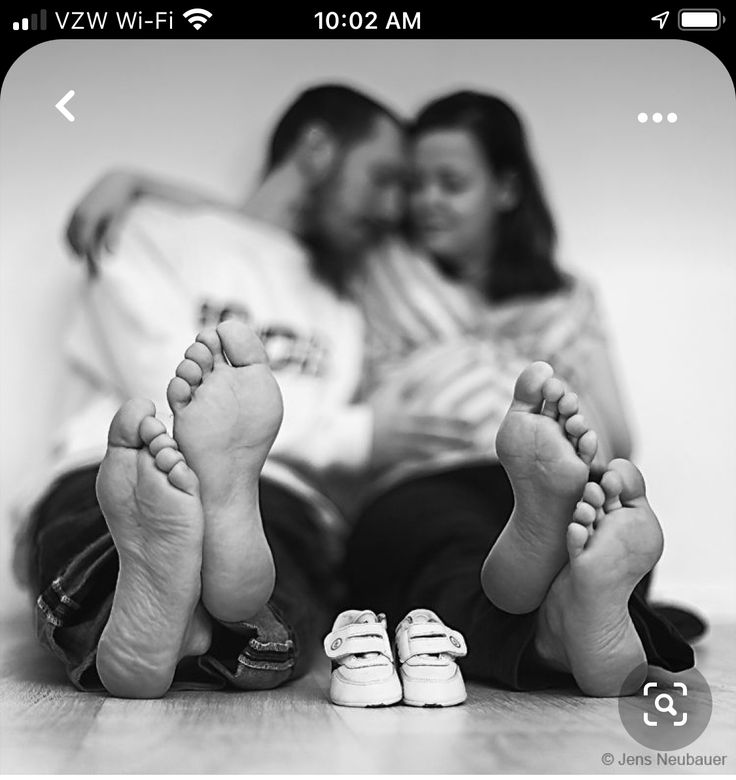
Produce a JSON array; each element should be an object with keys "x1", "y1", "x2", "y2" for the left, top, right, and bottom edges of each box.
[{"x1": 36, "y1": 202, "x2": 373, "y2": 529}]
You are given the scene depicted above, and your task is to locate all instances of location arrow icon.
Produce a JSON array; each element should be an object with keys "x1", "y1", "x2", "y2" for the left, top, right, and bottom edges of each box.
[
  {"x1": 55, "y1": 90, "x2": 75, "y2": 122},
  {"x1": 651, "y1": 11, "x2": 669, "y2": 29}
]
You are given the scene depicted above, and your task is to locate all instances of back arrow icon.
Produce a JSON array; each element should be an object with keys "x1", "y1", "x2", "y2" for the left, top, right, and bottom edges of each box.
[
  {"x1": 55, "y1": 90, "x2": 75, "y2": 122},
  {"x1": 651, "y1": 11, "x2": 669, "y2": 29}
]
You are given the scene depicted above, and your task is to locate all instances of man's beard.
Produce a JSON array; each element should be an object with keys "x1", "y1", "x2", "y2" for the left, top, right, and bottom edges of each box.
[
  {"x1": 299, "y1": 186, "x2": 366, "y2": 298},
  {"x1": 300, "y1": 229, "x2": 358, "y2": 297}
]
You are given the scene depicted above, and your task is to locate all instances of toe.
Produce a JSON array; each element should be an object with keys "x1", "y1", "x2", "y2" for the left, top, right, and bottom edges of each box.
[
  {"x1": 573, "y1": 501, "x2": 597, "y2": 526},
  {"x1": 167, "y1": 376, "x2": 192, "y2": 412},
  {"x1": 149, "y1": 432, "x2": 179, "y2": 457},
  {"x1": 175, "y1": 359, "x2": 203, "y2": 387},
  {"x1": 108, "y1": 399, "x2": 156, "y2": 448},
  {"x1": 196, "y1": 327, "x2": 224, "y2": 365},
  {"x1": 566, "y1": 522, "x2": 589, "y2": 559},
  {"x1": 216, "y1": 320, "x2": 268, "y2": 367},
  {"x1": 167, "y1": 460, "x2": 199, "y2": 496},
  {"x1": 564, "y1": 413, "x2": 587, "y2": 440},
  {"x1": 154, "y1": 446, "x2": 185, "y2": 473},
  {"x1": 184, "y1": 341, "x2": 214, "y2": 376},
  {"x1": 582, "y1": 481, "x2": 605, "y2": 508},
  {"x1": 510, "y1": 362, "x2": 554, "y2": 413},
  {"x1": 558, "y1": 391, "x2": 579, "y2": 419},
  {"x1": 607, "y1": 459, "x2": 647, "y2": 504},
  {"x1": 541, "y1": 377, "x2": 565, "y2": 419},
  {"x1": 577, "y1": 430, "x2": 598, "y2": 466},
  {"x1": 601, "y1": 469, "x2": 624, "y2": 512},
  {"x1": 139, "y1": 415, "x2": 167, "y2": 445}
]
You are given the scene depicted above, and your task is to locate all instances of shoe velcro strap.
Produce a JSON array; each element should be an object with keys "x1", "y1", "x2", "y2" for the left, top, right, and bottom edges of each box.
[
  {"x1": 323, "y1": 623, "x2": 392, "y2": 660},
  {"x1": 396, "y1": 623, "x2": 467, "y2": 662}
]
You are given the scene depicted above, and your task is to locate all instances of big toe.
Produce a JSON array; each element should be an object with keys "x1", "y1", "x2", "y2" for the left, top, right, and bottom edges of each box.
[
  {"x1": 108, "y1": 399, "x2": 156, "y2": 448},
  {"x1": 510, "y1": 362, "x2": 555, "y2": 412},
  {"x1": 607, "y1": 459, "x2": 647, "y2": 504},
  {"x1": 216, "y1": 320, "x2": 268, "y2": 367}
]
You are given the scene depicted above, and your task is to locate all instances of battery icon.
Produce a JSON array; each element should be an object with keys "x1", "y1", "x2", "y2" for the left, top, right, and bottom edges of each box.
[{"x1": 678, "y1": 9, "x2": 723, "y2": 30}]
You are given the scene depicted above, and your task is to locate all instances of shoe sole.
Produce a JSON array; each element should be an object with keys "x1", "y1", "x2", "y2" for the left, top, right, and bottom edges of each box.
[
  {"x1": 402, "y1": 695, "x2": 466, "y2": 707},
  {"x1": 330, "y1": 675, "x2": 403, "y2": 708},
  {"x1": 401, "y1": 669, "x2": 467, "y2": 708}
]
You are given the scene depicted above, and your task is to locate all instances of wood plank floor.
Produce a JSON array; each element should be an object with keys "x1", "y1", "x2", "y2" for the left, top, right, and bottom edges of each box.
[{"x1": 1, "y1": 614, "x2": 734, "y2": 774}]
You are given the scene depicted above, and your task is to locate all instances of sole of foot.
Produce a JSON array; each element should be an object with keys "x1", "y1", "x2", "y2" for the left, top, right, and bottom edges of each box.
[
  {"x1": 535, "y1": 458, "x2": 664, "y2": 697},
  {"x1": 482, "y1": 362, "x2": 598, "y2": 614},
  {"x1": 167, "y1": 320, "x2": 283, "y2": 623},
  {"x1": 96, "y1": 399, "x2": 209, "y2": 698}
]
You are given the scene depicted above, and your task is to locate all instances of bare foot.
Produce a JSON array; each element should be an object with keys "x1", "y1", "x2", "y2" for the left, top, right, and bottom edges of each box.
[
  {"x1": 534, "y1": 459, "x2": 664, "y2": 696},
  {"x1": 482, "y1": 362, "x2": 598, "y2": 613},
  {"x1": 96, "y1": 399, "x2": 209, "y2": 698},
  {"x1": 167, "y1": 321, "x2": 283, "y2": 623}
]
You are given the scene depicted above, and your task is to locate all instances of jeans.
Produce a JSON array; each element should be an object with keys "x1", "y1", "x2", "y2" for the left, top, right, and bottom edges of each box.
[
  {"x1": 23, "y1": 466, "x2": 338, "y2": 692},
  {"x1": 345, "y1": 464, "x2": 695, "y2": 690}
]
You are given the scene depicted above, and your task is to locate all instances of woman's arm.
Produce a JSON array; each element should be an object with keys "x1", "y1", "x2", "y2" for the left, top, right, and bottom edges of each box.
[
  {"x1": 556, "y1": 277, "x2": 635, "y2": 466},
  {"x1": 583, "y1": 339, "x2": 634, "y2": 463}
]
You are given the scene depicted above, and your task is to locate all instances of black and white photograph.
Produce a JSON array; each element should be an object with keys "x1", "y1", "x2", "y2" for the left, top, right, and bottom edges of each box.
[{"x1": 0, "y1": 35, "x2": 734, "y2": 773}]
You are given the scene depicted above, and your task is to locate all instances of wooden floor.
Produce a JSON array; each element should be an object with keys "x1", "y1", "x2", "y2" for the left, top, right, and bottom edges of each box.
[{"x1": 1, "y1": 614, "x2": 734, "y2": 774}]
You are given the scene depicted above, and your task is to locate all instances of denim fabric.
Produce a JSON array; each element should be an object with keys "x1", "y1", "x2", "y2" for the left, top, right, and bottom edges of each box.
[
  {"x1": 346, "y1": 464, "x2": 695, "y2": 691},
  {"x1": 24, "y1": 466, "x2": 336, "y2": 693}
]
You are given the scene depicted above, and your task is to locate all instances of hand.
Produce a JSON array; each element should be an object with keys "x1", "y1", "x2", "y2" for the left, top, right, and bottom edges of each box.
[
  {"x1": 391, "y1": 342, "x2": 482, "y2": 405},
  {"x1": 370, "y1": 385, "x2": 476, "y2": 471},
  {"x1": 386, "y1": 341, "x2": 520, "y2": 430},
  {"x1": 65, "y1": 170, "x2": 143, "y2": 276}
]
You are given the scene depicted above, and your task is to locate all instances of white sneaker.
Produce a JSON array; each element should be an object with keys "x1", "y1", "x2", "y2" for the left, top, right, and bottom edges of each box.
[
  {"x1": 395, "y1": 609, "x2": 468, "y2": 707},
  {"x1": 324, "y1": 610, "x2": 402, "y2": 707}
]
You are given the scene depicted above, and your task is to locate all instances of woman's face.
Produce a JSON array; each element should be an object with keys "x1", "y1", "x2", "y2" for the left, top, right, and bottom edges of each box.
[{"x1": 410, "y1": 129, "x2": 512, "y2": 279}]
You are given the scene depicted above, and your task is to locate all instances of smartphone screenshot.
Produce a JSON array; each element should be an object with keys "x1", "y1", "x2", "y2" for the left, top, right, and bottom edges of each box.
[{"x1": 1, "y1": 5, "x2": 734, "y2": 775}]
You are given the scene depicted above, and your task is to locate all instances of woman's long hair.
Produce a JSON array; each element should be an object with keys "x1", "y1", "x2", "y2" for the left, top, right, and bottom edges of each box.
[{"x1": 410, "y1": 91, "x2": 565, "y2": 302}]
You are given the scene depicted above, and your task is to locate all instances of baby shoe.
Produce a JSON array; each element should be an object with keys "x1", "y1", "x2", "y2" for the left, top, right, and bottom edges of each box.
[
  {"x1": 324, "y1": 610, "x2": 402, "y2": 707},
  {"x1": 395, "y1": 609, "x2": 467, "y2": 707}
]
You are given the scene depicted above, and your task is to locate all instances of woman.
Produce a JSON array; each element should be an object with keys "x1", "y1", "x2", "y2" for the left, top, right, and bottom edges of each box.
[
  {"x1": 345, "y1": 91, "x2": 695, "y2": 696},
  {"x1": 356, "y1": 91, "x2": 628, "y2": 483}
]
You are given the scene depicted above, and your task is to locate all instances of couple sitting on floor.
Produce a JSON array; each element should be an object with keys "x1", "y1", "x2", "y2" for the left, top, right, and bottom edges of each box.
[{"x1": 15, "y1": 83, "x2": 697, "y2": 701}]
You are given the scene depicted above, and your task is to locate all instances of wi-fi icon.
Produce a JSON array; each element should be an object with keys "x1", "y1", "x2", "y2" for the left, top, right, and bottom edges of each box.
[{"x1": 183, "y1": 7, "x2": 212, "y2": 29}]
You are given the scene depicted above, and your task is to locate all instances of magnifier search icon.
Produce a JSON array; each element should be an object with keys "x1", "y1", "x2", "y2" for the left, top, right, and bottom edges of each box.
[{"x1": 655, "y1": 692, "x2": 677, "y2": 716}]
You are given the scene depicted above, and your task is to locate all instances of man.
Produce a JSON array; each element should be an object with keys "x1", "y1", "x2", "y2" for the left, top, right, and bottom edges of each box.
[{"x1": 18, "y1": 84, "x2": 473, "y2": 697}]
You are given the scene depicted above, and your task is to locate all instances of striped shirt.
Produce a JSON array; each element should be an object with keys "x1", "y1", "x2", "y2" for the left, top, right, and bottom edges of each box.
[{"x1": 352, "y1": 240, "x2": 611, "y2": 494}]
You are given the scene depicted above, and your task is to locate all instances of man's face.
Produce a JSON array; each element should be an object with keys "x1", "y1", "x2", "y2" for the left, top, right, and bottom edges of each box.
[{"x1": 311, "y1": 116, "x2": 407, "y2": 261}]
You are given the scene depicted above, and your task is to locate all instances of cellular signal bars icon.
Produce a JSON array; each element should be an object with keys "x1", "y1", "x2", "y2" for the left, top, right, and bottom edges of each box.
[
  {"x1": 183, "y1": 8, "x2": 212, "y2": 29},
  {"x1": 12, "y1": 9, "x2": 47, "y2": 30}
]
